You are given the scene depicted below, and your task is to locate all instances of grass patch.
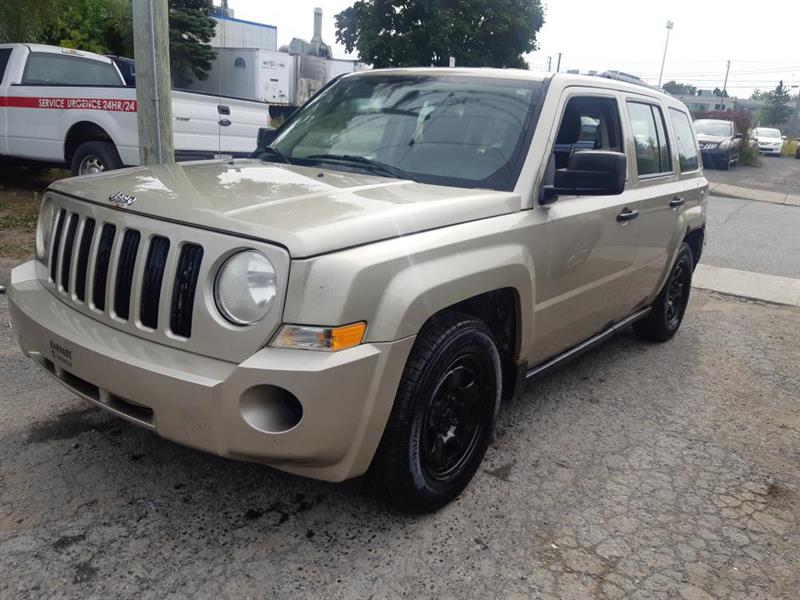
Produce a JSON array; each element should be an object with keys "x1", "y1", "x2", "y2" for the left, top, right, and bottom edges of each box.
[
  {"x1": 738, "y1": 143, "x2": 762, "y2": 167},
  {"x1": 782, "y1": 140, "x2": 799, "y2": 157},
  {"x1": 0, "y1": 200, "x2": 40, "y2": 231}
]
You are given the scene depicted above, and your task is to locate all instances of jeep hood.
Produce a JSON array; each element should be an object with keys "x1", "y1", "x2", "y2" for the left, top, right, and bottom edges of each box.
[{"x1": 51, "y1": 160, "x2": 521, "y2": 257}]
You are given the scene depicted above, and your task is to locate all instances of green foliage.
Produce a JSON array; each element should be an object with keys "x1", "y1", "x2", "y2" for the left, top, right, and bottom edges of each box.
[
  {"x1": 759, "y1": 81, "x2": 794, "y2": 127},
  {"x1": 662, "y1": 81, "x2": 697, "y2": 96},
  {"x1": 0, "y1": 0, "x2": 216, "y2": 87},
  {"x1": 712, "y1": 87, "x2": 728, "y2": 98},
  {"x1": 737, "y1": 143, "x2": 762, "y2": 167},
  {"x1": 335, "y1": 0, "x2": 545, "y2": 68},
  {"x1": 169, "y1": 0, "x2": 216, "y2": 87},
  {"x1": 0, "y1": 0, "x2": 131, "y2": 55},
  {"x1": 750, "y1": 89, "x2": 766, "y2": 101}
]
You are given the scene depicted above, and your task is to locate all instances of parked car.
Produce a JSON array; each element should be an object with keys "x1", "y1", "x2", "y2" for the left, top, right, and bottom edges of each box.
[
  {"x1": 693, "y1": 119, "x2": 740, "y2": 170},
  {"x1": 0, "y1": 43, "x2": 270, "y2": 175},
  {"x1": 752, "y1": 127, "x2": 784, "y2": 156},
  {"x1": 9, "y1": 70, "x2": 707, "y2": 513}
]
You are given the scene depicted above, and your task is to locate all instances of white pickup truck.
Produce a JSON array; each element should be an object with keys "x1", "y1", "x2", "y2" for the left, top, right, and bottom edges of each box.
[{"x1": 0, "y1": 43, "x2": 270, "y2": 175}]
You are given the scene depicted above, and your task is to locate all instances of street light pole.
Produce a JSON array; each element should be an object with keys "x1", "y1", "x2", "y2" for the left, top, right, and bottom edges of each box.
[{"x1": 658, "y1": 20, "x2": 674, "y2": 87}]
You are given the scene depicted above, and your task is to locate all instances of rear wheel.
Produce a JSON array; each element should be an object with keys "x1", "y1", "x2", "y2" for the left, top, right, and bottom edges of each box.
[
  {"x1": 70, "y1": 141, "x2": 122, "y2": 176},
  {"x1": 370, "y1": 312, "x2": 501, "y2": 513},
  {"x1": 634, "y1": 243, "x2": 694, "y2": 343}
]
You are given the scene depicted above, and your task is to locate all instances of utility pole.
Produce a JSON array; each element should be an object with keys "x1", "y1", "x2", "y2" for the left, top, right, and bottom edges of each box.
[
  {"x1": 132, "y1": 0, "x2": 174, "y2": 166},
  {"x1": 556, "y1": 53, "x2": 562, "y2": 73},
  {"x1": 658, "y1": 20, "x2": 674, "y2": 87},
  {"x1": 547, "y1": 56, "x2": 552, "y2": 72},
  {"x1": 722, "y1": 60, "x2": 730, "y2": 96}
]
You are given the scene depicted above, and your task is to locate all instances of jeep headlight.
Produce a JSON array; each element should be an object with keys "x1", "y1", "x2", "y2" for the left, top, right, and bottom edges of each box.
[
  {"x1": 35, "y1": 197, "x2": 55, "y2": 261},
  {"x1": 214, "y1": 250, "x2": 277, "y2": 325}
]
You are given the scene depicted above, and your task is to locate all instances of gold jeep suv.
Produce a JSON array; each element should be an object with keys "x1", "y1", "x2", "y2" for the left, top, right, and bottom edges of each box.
[{"x1": 9, "y1": 69, "x2": 707, "y2": 512}]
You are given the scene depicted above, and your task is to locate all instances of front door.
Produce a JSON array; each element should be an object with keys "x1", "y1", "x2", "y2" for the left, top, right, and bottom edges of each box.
[{"x1": 532, "y1": 91, "x2": 640, "y2": 364}]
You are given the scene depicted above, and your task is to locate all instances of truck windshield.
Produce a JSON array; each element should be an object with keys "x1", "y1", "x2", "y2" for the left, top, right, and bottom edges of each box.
[
  {"x1": 693, "y1": 120, "x2": 733, "y2": 137},
  {"x1": 271, "y1": 74, "x2": 543, "y2": 190}
]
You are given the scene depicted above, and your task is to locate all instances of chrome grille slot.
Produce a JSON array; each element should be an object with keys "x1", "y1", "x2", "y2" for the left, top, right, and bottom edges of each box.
[
  {"x1": 92, "y1": 224, "x2": 116, "y2": 311},
  {"x1": 113, "y1": 229, "x2": 141, "y2": 320},
  {"x1": 170, "y1": 244, "x2": 204, "y2": 338},
  {"x1": 140, "y1": 236, "x2": 170, "y2": 329},
  {"x1": 60, "y1": 213, "x2": 79, "y2": 292},
  {"x1": 39, "y1": 192, "x2": 289, "y2": 364},
  {"x1": 49, "y1": 209, "x2": 66, "y2": 282},
  {"x1": 75, "y1": 218, "x2": 96, "y2": 302}
]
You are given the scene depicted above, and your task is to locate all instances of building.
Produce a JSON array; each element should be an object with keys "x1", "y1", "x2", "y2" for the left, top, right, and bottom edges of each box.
[{"x1": 211, "y1": 1, "x2": 277, "y2": 51}]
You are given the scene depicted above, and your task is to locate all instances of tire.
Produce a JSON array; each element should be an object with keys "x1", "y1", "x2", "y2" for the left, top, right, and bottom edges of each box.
[
  {"x1": 70, "y1": 141, "x2": 122, "y2": 176},
  {"x1": 370, "y1": 312, "x2": 502, "y2": 513},
  {"x1": 634, "y1": 243, "x2": 694, "y2": 343}
]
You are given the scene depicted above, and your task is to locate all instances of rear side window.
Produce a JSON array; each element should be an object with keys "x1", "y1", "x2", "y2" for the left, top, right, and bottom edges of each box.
[
  {"x1": 669, "y1": 108, "x2": 700, "y2": 172},
  {"x1": 22, "y1": 53, "x2": 122, "y2": 86},
  {"x1": 0, "y1": 48, "x2": 11, "y2": 83},
  {"x1": 627, "y1": 101, "x2": 672, "y2": 176}
]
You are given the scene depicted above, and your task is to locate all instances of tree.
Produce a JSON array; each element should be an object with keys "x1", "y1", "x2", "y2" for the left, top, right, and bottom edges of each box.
[
  {"x1": 712, "y1": 87, "x2": 728, "y2": 98},
  {"x1": 662, "y1": 81, "x2": 697, "y2": 96},
  {"x1": 335, "y1": 0, "x2": 545, "y2": 69},
  {"x1": 750, "y1": 89, "x2": 766, "y2": 101},
  {"x1": 169, "y1": 0, "x2": 216, "y2": 87},
  {"x1": 759, "y1": 81, "x2": 794, "y2": 127}
]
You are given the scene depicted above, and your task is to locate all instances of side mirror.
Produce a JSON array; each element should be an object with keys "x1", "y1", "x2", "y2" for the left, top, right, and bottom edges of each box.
[
  {"x1": 256, "y1": 127, "x2": 277, "y2": 150},
  {"x1": 733, "y1": 132, "x2": 743, "y2": 140},
  {"x1": 541, "y1": 150, "x2": 626, "y2": 204}
]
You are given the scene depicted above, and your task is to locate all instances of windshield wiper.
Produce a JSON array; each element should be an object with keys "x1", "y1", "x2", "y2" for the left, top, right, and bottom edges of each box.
[
  {"x1": 255, "y1": 145, "x2": 291, "y2": 164},
  {"x1": 304, "y1": 154, "x2": 419, "y2": 182}
]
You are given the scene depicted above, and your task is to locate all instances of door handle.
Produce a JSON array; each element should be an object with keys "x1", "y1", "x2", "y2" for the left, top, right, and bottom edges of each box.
[
  {"x1": 616, "y1": 207, "x2": 639, "y2": 222},
  {"x1": 218, "y1": 119, "x2": 232, "y2": 127},
  {"x1": 669, "y1": 196, "x2": 685, "y2": 208}
]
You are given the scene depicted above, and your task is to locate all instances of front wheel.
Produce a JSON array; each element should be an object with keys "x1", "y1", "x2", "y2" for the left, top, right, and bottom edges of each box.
[
  {"x1": 634, "y1": 243, "x2": 694, "y2": 343},
  {"x1": 370, "y1": 313, "x2": 502, "y2": 513},
  {"x1": 70, "y1": 141, "x2": 122, "y2": 176}
]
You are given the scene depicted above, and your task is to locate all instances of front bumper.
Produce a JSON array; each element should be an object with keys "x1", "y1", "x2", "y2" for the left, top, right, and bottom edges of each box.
[
  {"x1": 699, "y1": 147, "x2": 732, "y2": 167},
  {"x1": 9, "y1": 260, "x2": 415, "y2": 482},
  {"x1": 757, "y1": 145, "x2": 782, "y2": 155}
]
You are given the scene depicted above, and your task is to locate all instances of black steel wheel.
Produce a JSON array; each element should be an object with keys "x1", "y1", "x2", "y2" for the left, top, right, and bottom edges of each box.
[
  {"x1": 371, "y1": 312, "x2": 501, "y2": 513},
  {"x1": 634, "y1": 242, "x2": 694, "y2": 343}
]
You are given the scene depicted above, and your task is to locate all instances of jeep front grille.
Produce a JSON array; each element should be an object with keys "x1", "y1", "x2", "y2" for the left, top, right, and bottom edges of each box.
[
  {"x1": 49, "y1": 208, "x2": 202, "y2": 338},
  {"x1": 42, "y1": 193, "x2": 289, "y2": 364}
]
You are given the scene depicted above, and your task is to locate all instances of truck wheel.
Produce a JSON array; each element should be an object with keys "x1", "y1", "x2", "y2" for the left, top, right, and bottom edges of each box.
[
  {"x1": 634, "y1": 243, "x2": 694, "y2": 343},
  {"x1": 370, "y1": 312, "x2": 501, "y2": 513},
  {"x1": 70, "y1": 141, "x2": 122, "y2": 176}
]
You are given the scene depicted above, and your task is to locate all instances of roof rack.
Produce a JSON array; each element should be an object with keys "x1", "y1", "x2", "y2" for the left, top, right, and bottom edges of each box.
[{"x1": 594, "y1": 70, "x2": 662, "y2": 91}]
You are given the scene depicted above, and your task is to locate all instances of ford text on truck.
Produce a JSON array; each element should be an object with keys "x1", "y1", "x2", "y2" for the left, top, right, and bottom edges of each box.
[
  {"x1": 0, "y1": 44, "x2": 269, "y2": 175},
  {"x1": 9, "y1": 69, "x2": 707, "y2": 512}
]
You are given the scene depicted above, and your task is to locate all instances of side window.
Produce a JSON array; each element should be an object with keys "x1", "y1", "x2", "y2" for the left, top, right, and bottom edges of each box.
[
  {"x1": 22, "y1": 53, "x2": 121, "y2": 86},
  {"x1": 626, "y1": 101, "x2": 672, "y2": 176},
  {"x1": 0, "y1": 48, "x2": 12, "y2": 83},
  {"x1": 553, "y1": 96, "x2": 622, "y2": 169},
  {"x1": 668, "y1": 108, "x2": 700, "y2": 172}
]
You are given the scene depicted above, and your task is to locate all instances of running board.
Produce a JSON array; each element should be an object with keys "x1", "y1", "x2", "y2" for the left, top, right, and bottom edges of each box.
[{"x1": 526, "y1": 307, "x2": 652, "y2": 380}]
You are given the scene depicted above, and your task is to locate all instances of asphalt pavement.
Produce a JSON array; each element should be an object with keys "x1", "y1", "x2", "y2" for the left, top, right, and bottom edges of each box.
[
  {"x1": 1, "y1": 196, "x2": 800, "y2": 599},
  {"x1": 704, "y1": 195, "x2": 800, "y2": 279}
]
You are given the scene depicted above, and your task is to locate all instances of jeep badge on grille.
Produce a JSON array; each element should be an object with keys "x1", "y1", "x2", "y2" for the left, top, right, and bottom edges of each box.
[{"x1": 109, "y1": 191, "x2": 136, "y2": 207}]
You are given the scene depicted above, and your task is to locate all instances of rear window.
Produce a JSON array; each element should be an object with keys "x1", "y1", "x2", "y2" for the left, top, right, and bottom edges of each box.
[
  {"x1": 668, "y1": 109, "x2": 700, "y2": 172},
  {"x1": 22, "y1": 53, "x2": 122, "y2": 86},
  {"x1": 0, "y1": 48, "x2": 11, "y2": 83}
]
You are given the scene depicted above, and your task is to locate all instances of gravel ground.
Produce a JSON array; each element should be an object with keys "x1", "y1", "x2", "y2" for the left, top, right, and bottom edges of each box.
[{"x1": 1, "y1": 287, "x2": 799, "y2": 600}]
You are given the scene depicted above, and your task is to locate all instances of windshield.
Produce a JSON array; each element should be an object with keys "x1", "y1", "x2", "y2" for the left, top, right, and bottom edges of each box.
[
  {"x1": 755, "y1": 128, "x2": 781, "y2": 139},
  {"x1": 270, "y1": 74, "x2": 543, "y2": 190},
  {"x1": 693, "y1": 120, "x2": 733, "y2": 137}
]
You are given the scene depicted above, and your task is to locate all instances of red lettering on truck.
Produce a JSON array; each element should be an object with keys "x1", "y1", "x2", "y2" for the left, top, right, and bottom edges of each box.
[{"x1": 0, "y1": 96, "x2": 137, "y2": 111}]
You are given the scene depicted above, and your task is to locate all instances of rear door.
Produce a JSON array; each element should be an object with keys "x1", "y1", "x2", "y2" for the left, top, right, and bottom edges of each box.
[
  {"x1": 532, "y1": 89, "x2": 640, "y2": 363},
  {"x1": 623, "y1": 97, "x2": 692, "y2": 305},
  {"x1": 218, "y1": 97, "x2": 269, "y2": 155}
]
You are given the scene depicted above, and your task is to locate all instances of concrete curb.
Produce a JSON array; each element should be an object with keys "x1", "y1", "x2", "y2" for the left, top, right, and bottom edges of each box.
[
  {"x1": 693, "y1": 264, "x2": 800, "y2": 307},
  {"x1": 709, "y1": 182, "x2": 800, "y2": 207}
]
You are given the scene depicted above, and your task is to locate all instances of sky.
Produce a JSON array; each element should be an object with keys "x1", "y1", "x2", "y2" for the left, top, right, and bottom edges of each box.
[{"x1": 220, "y1": 0, "x2": 800, "y2": 99}]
